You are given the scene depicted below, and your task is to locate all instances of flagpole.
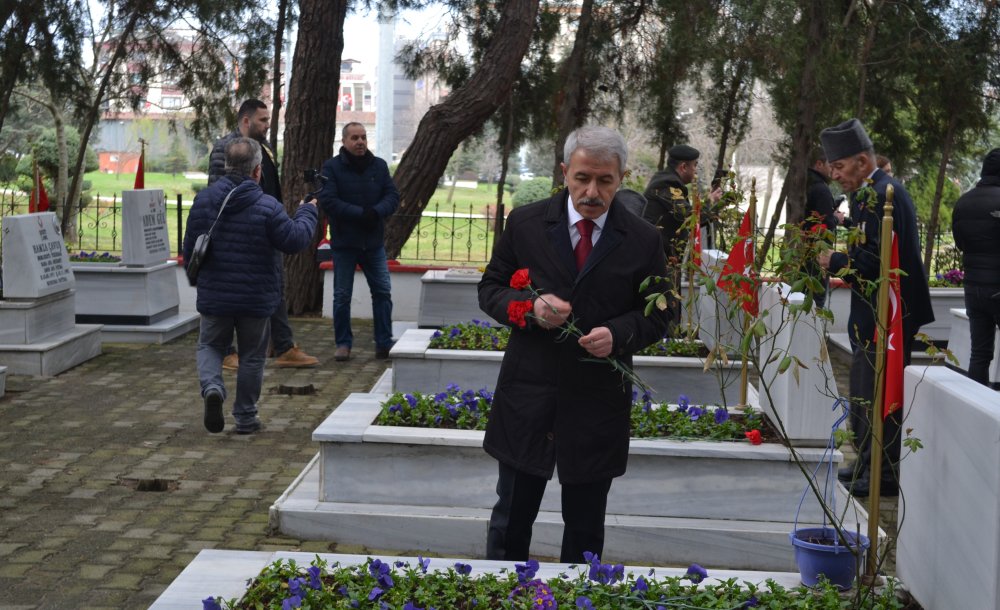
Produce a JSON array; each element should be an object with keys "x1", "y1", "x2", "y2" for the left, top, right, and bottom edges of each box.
[
  {"x1": 30, "y1": 154, "x2": 39, "y2": 213},
  {"x1": 739, "y1": 178, "x2": 757, "y2": 407},
  {"x1": 866, "y1": 184, "x2": 894, "y2": 579}
]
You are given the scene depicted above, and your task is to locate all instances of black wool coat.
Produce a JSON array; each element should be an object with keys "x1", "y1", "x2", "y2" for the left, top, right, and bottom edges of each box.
[{"x1": 478, "y1": 191, "x2": 671, "y2": 484}]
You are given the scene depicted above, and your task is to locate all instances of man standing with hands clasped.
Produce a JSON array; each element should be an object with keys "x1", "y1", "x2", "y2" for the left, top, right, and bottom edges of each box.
[
  {"x1": 319, "y1": 122, "x2": 399, "y2": 361},
  {"x1": 816, "y1": 118, "x2": 933, "y2": 497},
  {"x1": 478, "y1": 125, "x2": 671, "y2": 563}
]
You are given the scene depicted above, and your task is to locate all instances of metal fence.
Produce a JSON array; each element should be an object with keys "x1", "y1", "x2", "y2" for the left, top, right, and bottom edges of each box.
[{"x1": 1, "y1": 190, "x2": 501, "y2": 266}]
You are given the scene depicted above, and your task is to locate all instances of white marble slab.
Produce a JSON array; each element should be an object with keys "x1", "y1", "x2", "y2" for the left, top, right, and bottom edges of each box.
[
  {"x1": 925, "y1": 287, "x2": 964, "y2": 343},
  {"x1": 121, "y1": 189, "x2": 171, "y2": 266},
  {"x1": 1, "y1": 212, "x2": 74, "y2": 299},
  {"x1": 897, "y1": 366, "x2": 1000, "y2": 610},
  {"x1": 151, "y1": 548, "x2": 805, "y2": 609},
  {"x1": 0, "y1": 290, "x2": 77, "y2": 344},
  {"x1": 418, "y1": 269, "x2": 493, "y2": 328},
  {"x1": 72, "y1": 260, "x2": 180, "y2": 321},
  {"x1": 390, "y1": 328, "x2": 741, "y2": 404},
  {"x1": 757, "y1": 282, "x2": 841, "y2": 446},
  {"x1": 313, "y1": 392, "x2": 855, "y2": 525},
  {"x1": 945, "y1": 307, "x2": 1000, "y2": 385},
  {"x1": 0, "y1": 323, "x2": 102, "y2": 376},
  {"x1": 96, "y1": 311, "x2": 200, "y2": 344}
]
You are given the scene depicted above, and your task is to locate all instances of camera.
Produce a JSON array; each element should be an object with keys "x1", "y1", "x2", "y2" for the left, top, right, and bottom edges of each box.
[{"x1": 303, "y1": 169, "x2": 327, "y2": 201}]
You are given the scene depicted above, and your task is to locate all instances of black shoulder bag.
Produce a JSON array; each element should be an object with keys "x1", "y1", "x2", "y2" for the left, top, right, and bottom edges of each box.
[{"x1": 186, "y1": 187, "x2": 238, "y2": 286}]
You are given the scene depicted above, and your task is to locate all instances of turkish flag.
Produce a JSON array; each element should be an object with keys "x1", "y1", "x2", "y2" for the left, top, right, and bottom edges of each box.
[
  {"x1": 881, "y1": 232, "x2": 904, "y2": 419},
  {"x1": 691, "y1": 198, "x2": 702, "y2": 268},
  {"x1": 134, "y1": 149, "x2": 144, "y2": 189},
  {"x1": 716, "y1": 209, "x2": 758, "y2": 316},
  {"x1": 29, "y1": 164, "x2": 49, "y2": 213}
]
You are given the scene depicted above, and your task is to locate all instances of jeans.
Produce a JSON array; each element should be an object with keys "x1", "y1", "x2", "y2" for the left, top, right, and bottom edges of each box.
[
  {"x1": 197, "y1": 314, "x2": 270, "y2": 426},
  {"x1": 332, "y1": 246, "x2": 393, "y2": 349},
  {"x1": 964, "y1": 284, "x2": 1000, "y2": 386},
  {"x1": 270, "y1": 297, "x2": 295, "y2": 355}
]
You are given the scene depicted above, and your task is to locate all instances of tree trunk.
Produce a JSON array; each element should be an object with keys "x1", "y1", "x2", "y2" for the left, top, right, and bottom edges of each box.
[
  {"x1": 493, "y1": 99, "x2": 515, "y2": 252},
  {"x1": 714, "y1": 55, "x2": 753, "y2": 177},
  {"x1": 383, "y1": 0, "x2": 540, "y2": 258},
  {"x1": 550, "y1": 0, "x2": 595, "y2": 187},
  {"x1": 52, "y1": 100, "x2": 69, "y2": 229},
  {"x1": 923, "y1": 116, "x2": 956, "y2": 273},
  {"x1": 854, "y1": 0, "x2": 884, "y2": 119},
  {"x1": 64, "y1": 10, "x2": 141, "y2": 235},
  {"x1": 280, "y1": 0, "x2": 348, "y2": 314},
  {"x1": 784, "y1": 0, "x2": 825, "y2": 227},
  {"x1": 269, "y1": 0, "x2": 288, "y2": 154},
  {"x1": 756, "y1": 168, "x2": 790, "y2": 270}
]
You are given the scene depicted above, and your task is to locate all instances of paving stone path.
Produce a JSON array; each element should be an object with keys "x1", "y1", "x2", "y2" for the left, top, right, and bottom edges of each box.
[
  {"x1": 0, "y1": 322, "x2": 898, "y2": 609},
  {"x1": 0, "y1": 318, "x2": 387, "y2": 609}
]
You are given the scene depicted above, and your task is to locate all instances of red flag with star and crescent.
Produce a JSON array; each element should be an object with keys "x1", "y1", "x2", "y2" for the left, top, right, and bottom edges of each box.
[
  {"x1": 716, "y1": 209, "x2": 758, "y2": 316},
  {"x1": 881, "y1": 232, "x2": 903, "y2": 419},
  {"x1": 29, "y1": 162, "x2": 49, "y2": 213},
  {"x1": 134, "y1": 148, "x2": 145, "y2": 189}
]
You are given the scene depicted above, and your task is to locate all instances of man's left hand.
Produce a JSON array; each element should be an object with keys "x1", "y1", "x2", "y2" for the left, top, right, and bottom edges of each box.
[{"x1": 579, "y1": 326, "x2": 613, "y2": 358}]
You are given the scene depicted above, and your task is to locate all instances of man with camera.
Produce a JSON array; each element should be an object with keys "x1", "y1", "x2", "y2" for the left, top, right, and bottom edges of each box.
[
  {"x1": 208, "y1": 99, "x2": 319, "y2": 370},
  {"x1": 186, "y1": 137, "x2": 318, "y2": 434},
  {"x1": 318, "y1": 122, "x2": 399, "y2": 361}
]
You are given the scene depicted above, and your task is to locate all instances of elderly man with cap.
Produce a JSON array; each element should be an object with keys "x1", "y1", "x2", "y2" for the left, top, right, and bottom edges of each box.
[
  {"x1": 952, "y1": 148, "x2": 1000, "y2": 387},
  {"x1": 816, "y1": 118, "x2": 933, "y2": 497}
]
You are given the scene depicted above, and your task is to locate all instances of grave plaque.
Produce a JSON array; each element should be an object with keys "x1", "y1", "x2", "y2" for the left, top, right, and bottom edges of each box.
[
  {"x1": 1, "y1": 212, "x2": 75, "y2": 299},
  {"x1": 121, "y1": 189, "x2": 171, "y2": 266}
]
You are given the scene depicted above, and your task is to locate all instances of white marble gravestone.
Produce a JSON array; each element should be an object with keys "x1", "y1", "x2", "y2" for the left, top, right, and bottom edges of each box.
[
  {"x1": 0, "y1": 213, "x2": 101, "y2": 375},
  {"x1": 757, "y1": 282, "x2": 841, "y2": 446},
  {"x1": 897, "y1": 366, "x2": 1000, "y2": 610},
  {"x1": 121, "y1": 189, "x2": 171, "y2": 266},
  {"x1": 698, "y1": 249, "x2": 746, "y2": 353},
  {"x1": 1, "y1": 212, "x2": 74, "y2": 299},
  {"x1": 417, "y1": 269, "x2": 490, "y2": 328},
  {"x1": 945, "y1": 307, "x2": 1000, "y2": 387}
]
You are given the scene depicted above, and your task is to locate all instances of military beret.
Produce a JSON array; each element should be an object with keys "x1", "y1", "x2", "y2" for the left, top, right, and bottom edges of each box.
[
  {"x1": 820, "y1": 118, "x2": 873, "y2": 162},
  {"x1": 667, "y1": 144, "x2": 700, "y2": 162}
]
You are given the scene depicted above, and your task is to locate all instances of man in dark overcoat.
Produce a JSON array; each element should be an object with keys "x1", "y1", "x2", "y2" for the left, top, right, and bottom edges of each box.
[
  {"x1": 817, "y1": 118, "x2": 933, "y2": 497},
  {"x1": 479, "y1": 125, "x2": 671, "y2": 563}
]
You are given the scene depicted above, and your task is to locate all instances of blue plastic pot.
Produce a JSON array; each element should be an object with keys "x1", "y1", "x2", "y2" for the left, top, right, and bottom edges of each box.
[{"x1": 789, "y1": 527, "x2": 870, "y2": 590}]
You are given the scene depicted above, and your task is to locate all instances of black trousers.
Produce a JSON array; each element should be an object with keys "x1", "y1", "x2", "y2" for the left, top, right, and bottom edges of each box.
[
  {"x1": 486, "y1": 461, "x2": 613, "y2": 564},
  {"x1": 964, "y1": 284, "x2": 1000, "y2": 386},
  {"x1": 847, "y1": 332, "x2": 915, "y2": 482}
]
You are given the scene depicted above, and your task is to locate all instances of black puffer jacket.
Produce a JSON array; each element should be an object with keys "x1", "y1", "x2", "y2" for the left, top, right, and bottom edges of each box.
[
  {"x1": 953, "y1": 174, "x2": 1000, "y2": 286},
  {"x1": 208, "y1": 131, "x2": 283, "y2": 203}
]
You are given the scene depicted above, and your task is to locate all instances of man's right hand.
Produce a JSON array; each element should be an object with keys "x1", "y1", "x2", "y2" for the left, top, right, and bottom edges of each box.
[{"x1": 533, "y1": 294, "x2": 572, "y2": 329}]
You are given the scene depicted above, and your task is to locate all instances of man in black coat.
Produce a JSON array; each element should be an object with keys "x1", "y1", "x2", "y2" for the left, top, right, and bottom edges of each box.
[
  {"x1": 805, "y1": 148, "x2": 843, "y2": 308},
  {"x1": 817, "y1": 118, "x2": 934, "y2": 497},
  {"x1": 642, "y1": 144, "x2": 702, "y2": 269},
  {"x1": 208, "y1": 99, "x2": 319, "y2": 370},
  {"x1": 479, "y1": 126, "x2": 671, "y2": 563},
  {"x1": 952, "y1": 148, "x2": 1000, "y2": 386}
]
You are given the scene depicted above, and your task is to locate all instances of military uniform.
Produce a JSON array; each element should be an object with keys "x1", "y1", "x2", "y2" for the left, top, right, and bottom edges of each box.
[{"x1": 642, "y1": 167, "x2": 691, "y2": 266}]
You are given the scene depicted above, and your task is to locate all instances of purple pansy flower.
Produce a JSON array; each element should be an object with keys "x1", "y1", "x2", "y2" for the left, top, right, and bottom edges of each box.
[
  {"x1": 282, "y1": 595, "x2": 302, "y2": 610},
  {"x1": 307, "y1": 565, "x2": 322, "y2": 589},
  {"x1": 714, "y1": 407, "x2": 730, "y2": 424},
  {"x1": 685, "y1": 563, "x2": 708, "y2": 583},
  {"x1": 202, "y1": 597, "x2": 222, "y2": 610}
]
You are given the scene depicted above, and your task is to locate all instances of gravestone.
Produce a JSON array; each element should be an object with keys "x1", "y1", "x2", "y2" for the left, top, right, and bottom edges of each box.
[
  {"x1": 1, "y1": 212, "x2": 74, "y2": 299},
  {"x1": 121, "y1": 189, "x2": 171, "y2": 266},
  {"x1": 72, "y1": 189, "x2": 198, "y2": 343},
  {"x1": 698, "y1": 249, "x2": 745, "y2": 352},
  {"x1": 0, "y1": 212, "x2": 102, "y2": 375}
]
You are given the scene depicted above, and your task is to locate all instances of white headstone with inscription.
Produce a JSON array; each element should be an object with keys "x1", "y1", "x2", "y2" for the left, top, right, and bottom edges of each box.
[
  {"x1": 121, "y1": 189, "x2": 171, "y2": 266},
  {"x1": 1, "y1": 212, "x2": 74, "y2": 299}
]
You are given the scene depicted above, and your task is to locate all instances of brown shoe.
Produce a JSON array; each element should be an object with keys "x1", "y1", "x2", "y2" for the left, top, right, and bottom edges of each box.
[
  {"x1": 334, "y1": 346, "x2": 351, "y2": 362},
  {"x1": 222, "y1": 353, "x2": 239, "y2": 371},
  {"x1": 274, "y1": 345, "x2": 319, "y2": 368}
]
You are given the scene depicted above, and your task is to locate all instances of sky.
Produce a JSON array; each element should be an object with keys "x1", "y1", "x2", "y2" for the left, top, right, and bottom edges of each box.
[{"x1": 341, "y1": 6, "x2": 451, "y2": 71}]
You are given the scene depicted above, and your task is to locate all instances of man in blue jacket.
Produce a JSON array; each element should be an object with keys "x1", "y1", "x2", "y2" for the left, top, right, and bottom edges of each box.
[
  {"x1": 318, "y1": 122, "x2": 400, "y2": 361},
  {"x1": 184, "y1": 137, "x2": 318, "y2": 434}
]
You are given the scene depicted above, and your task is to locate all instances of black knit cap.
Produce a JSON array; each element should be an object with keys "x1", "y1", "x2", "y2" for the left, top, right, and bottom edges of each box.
[
  {"x1": 667, "y1": 145, "x2": 700, "y2": 162},
  {"x1": 981, "y1": 148, "x2": 1000, "y2": 178}
]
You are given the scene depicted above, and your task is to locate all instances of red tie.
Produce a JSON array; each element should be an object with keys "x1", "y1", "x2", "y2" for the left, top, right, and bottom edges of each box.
[{"x1": 575, "y1": 219, "x2": 594, "y2": 271}]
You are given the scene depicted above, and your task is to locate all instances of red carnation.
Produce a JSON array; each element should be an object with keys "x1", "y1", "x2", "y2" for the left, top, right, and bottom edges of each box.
[
  {"x1": 507, "y1": 299, "x2": 533, "y2": 328},
  {"x1": 745, "y1": 429, "x2": 762, "y2": 445},
  {"x1": 810, "y1": 223, "x2": 827, "y2": 234},
  {"x1": 510, "y1": 268, "x2": 531, "y2": 290}
]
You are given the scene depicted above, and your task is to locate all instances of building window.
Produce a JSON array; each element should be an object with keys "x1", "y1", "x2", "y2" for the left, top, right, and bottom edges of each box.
[{"x1": 162, "y1": 96, "x2": 181, "y2": 109}]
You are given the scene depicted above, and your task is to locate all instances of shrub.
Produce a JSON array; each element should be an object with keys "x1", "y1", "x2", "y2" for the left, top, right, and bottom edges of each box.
[{"x1": 512, "y1": 177, "x2": 555, "y2": 207}]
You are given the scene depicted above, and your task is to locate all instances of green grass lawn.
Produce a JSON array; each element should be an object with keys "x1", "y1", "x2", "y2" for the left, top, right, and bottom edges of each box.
[{"x1": 85, "y1": 170, "x2": 203, "y2": 201}]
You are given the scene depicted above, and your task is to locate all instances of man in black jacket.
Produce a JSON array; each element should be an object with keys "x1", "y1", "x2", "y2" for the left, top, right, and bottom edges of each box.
[
  {"x1": 817, "y1": 118, "x2": 934, "y2": 497},
  {"x1": 208, "y1": 99, "x2": 318, "y2": 370},
  {"x1": 805, "y1": 148, "x2": 843, "y2": 307},
  {"x1": 952, "y1": 148, "x2": 1000, "y2": 386},
  {"x1": 479, "y1": 126, "x2": 670, "y2": 563}
]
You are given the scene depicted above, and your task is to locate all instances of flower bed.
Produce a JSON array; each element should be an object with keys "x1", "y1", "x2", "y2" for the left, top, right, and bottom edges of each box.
[
  {"x1": 202, "y1": 553, "x2": 908, "y2": 610},
  {"x1": 393, "y1": 327, "x2": 742, "y2": 406}
]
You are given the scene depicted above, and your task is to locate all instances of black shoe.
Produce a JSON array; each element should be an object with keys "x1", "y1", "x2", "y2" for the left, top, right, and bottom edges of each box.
[
  {"x1": 838, "y1": 463, "x2": 861, "y2": 484},
  {"x1": 203, "y1": 389, "x2": 224, "y2": 433},
  {"x1": 375, "y1": 346, "x2": 392, "y2": 359}
]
